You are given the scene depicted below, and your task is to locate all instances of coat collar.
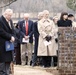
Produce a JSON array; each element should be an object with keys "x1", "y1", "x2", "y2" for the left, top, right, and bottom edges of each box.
[
  {"x1": 41, "y1": 18, "x2": 50, "y2": 23},
  {"x1": 1, "y1": 15, "x2": 13, "y2": 30}
]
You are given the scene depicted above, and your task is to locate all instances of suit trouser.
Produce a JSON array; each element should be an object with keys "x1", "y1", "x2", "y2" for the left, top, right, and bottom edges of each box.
[
  {"x1": 0, "y1": 62, "x2": 10, "y2": 75},
  {"x1": 21, "y1": 43, "x2": 33, "y2": 65},
  {"x1": 32, "y1": 38, "x2": 38, "y2": 65}
]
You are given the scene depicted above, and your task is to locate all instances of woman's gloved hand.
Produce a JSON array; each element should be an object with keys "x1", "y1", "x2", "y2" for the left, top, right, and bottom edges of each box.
[
  {"x1": 45, "y1": 35, "x2": 52, "y2": 42},
  {"x1": 55, "y1": 38, "x2": 58, "y2": 43}
]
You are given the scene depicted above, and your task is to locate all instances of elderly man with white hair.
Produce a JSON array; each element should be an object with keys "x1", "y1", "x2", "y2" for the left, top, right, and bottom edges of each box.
[
  {"x1": 38, "y1": 10, "x2": 56, "y2": 67},
  {"x1": 17, "y1": 13, "x2": 34, "y2": 66},
  {"x1": 32, "y1": 12, "x2": 43, "y2": 67},
  {"x1": 0, "y1": 9, "x2": 15, "y2": 75}
]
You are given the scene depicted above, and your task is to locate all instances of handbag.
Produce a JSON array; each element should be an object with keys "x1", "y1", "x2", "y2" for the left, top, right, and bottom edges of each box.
[{"x1": 5, "y1": 41, "x2": 14, "y2": 51}]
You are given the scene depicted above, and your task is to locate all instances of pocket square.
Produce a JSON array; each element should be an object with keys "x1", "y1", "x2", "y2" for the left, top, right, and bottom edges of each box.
[{"x1": 5, "y1": 41, "x2": 14, "y2": 51}]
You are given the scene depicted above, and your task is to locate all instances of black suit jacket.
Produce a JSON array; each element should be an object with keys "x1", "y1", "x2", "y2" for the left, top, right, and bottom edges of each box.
[
  {"x1": 34, "y1": 21, "x2": 39, "y2": 39},
  {"x1": 18, "y1": 20, "x2": 33, "y2": 43},
  {"x1": 0, "y1": 16, "x2": 14, "y2": 62},
  {"x1": 33, "y1": 21, "x2": 39, "y2": 54}
]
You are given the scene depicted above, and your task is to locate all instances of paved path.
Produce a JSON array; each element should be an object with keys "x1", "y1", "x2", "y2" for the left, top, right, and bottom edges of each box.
[{"x1": 14, "y1": 65, "x2": 58, "y2": 75}]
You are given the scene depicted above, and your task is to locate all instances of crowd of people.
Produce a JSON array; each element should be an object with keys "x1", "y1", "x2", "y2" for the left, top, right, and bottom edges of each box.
[{"x1": 0, "y1": 8, "x2": 76, "y2": 75}]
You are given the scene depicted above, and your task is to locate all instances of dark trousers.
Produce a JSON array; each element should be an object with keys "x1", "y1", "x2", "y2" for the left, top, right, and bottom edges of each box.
[
  {"x1": 51, "y1": 50, "x2": 58, "y2": 67},
  {"x1": 32, "y1": 38, "x2": 38, "y2": 65},
  {"x1": 50, "y1": 56, "x2": 58, "y2": 67},
  {"x1": 42, "y1": 56, "x2": 58, "y2": 67},
  {"x1": 42, "y1": 56, "x2": 51, "y2": 67},
  {"x1": 15, "y1": 44, "x2": 21, "y2": 65},
  {"x1": 0, "y1": 62, "x2": 10, "y2": 75}
]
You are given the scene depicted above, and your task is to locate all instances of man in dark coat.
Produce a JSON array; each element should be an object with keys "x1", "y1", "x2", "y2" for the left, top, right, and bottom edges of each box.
[
  {"x1": 0, "y1": 9, "x2": 15, "y2": 75},
  {"x1": 32, "y1": 12, "x2": 43, "y2": 67},
  {"x1": 17, "y1": 13, "x2": 34, "y2": 65}
]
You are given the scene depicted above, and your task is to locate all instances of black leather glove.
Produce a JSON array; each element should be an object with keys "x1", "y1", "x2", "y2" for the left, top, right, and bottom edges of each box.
[
  {"x1": 55, "y1": 38, "x2": 58, "y2": 43},
  {"x1": 45, "y1": 35, "x2": 52, "y2": 42}
]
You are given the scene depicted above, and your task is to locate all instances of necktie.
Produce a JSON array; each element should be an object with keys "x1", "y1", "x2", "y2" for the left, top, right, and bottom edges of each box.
[{"x1": 25, "y1": 21, "x2": 28, "y2": 36}]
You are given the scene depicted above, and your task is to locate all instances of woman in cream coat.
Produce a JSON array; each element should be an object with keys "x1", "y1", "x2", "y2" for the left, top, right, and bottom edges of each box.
[
  {"x1": 38, "y1": 10, "x2": 57, "y2": 56},
  {"x1": 37, "y1": 10, "x2": 57, "y2": 67}
]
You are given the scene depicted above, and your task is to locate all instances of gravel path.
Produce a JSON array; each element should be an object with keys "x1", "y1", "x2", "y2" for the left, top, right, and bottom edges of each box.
[{"x1": 13, "y1": 65, "x2": 58, "y2": 75}]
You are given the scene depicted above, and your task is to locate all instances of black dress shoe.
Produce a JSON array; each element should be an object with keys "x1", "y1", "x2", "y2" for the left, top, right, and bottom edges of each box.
[
  {"x1": 32, "y1": 63, "x2": 35, "y2": 67},
  {"x1": 42, "y1": 65, "x2": 47, "y2": 68}
]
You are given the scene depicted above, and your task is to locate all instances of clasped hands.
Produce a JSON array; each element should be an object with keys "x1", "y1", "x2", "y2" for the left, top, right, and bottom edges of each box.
[
  {"x1": 24, "y1": 35, "x2": 29, "y2": 40},
  {"x1": 45, "y1": 35, "x2": 52, "y2": 42}
]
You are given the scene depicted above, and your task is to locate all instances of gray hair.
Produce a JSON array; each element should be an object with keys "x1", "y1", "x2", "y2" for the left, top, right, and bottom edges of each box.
[
  {"x1": 43, "y1": 10, "x2": 49, "y2": 15},
  {"x1": 53, "y1": 16, "x2": 59, "y2": 20},
  {"x1": 24, "y1": 13, "x2": 30, "y2": 18},
  {"x1": 38, "y1": 12, "x2": 43, "y2": 17},
  {"x1": 3, "y1": 9, "x2": 13, "y2": 16}
]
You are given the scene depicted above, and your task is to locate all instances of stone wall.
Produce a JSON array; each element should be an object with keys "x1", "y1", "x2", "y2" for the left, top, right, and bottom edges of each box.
[{"x1": 58, "y1": 27, "x2": 76, "y2": 75}]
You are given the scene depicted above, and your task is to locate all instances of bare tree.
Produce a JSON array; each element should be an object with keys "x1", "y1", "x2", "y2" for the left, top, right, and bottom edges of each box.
[
  {"x1": 67, "y1": 0, "x2": 76, "y2": 13},
  {"x1": 0, "y1": 0, "x2": 17, "y2": 8}
]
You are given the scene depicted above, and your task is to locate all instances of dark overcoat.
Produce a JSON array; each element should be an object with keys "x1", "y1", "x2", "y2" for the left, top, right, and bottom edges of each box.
[{"x1": 0, "y1": 16, "x2": 14, "y2": 62}]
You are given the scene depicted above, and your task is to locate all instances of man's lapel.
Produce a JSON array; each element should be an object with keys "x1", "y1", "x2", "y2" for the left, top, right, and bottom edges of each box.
[
  {"x1": 1, "y1": 16, "x2": 11, "y2": 30},
  {"x1": 28, "y1": 20, "x2": 30, "y2": 32},
  {"x1": 22, "y1": 20, "x2": 26, "y2": 33}
]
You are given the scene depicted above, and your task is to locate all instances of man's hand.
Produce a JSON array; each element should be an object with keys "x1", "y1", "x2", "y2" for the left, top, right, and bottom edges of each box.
[
  {"x1": 24, "y1": 36, "x2": 29, "y2": 40},
  {"x1": 10, "y1": 36, "x2": 15, "y2": 42}
]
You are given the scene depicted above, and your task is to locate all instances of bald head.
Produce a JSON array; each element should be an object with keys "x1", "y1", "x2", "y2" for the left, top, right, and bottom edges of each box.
[
  {"x1": 43, "y1": 10, "x2": 50, "y2": 19},
  {"x1": 3, "y1": 9, "x2": 13, "y2": 21},
  {"x1": 24, "y1": 13, "x2": 30, "y2": 21}
]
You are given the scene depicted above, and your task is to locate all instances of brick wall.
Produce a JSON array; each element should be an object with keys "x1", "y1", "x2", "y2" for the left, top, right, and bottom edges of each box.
[{"x1": 58, "y1": 27, "x2": 76, "y2": 75}]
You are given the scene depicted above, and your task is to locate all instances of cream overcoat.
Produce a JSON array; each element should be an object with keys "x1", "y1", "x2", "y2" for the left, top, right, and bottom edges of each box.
[{"x1": 37, "y1": 18, "x2": 58, "y2": 56}]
